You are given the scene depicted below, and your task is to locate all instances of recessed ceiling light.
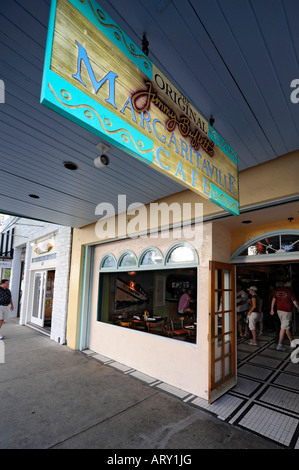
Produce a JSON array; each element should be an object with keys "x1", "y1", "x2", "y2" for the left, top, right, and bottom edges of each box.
[
  {"x1": 28, "y1": 194, "x2": 40, "y2": 199},
  {"x1": 242, "y1": 220, "x2": 252, "y2": 224},
  {"x1": 63, "y1": 161, "x2": 78, "y2": 170}
]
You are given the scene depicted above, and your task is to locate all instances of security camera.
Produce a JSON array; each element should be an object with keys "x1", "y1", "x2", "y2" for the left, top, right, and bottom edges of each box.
[
  {"x1": 94, "y1": 154, "x2": 110, "y2": 167},
  {"x1": 94, "y1": 143, "x2": 110, "y2": 168}
]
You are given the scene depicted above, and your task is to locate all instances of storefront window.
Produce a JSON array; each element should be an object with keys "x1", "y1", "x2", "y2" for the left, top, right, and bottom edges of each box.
[
  {"x1": 139, "y1": 249, "x2": 163, "y2": 266},
  {"x1": 101, "y1": 254, "x2": 117, "y2": 269},
  {"x1": 281, "y1": 234, "x2": 299, "y2": 252},
  {"x1": 235, "y1": 232, "x2": 299, "y2": 258},
  {"x1": 166, "y1": 244, "x2": 197, "y2": 265},
  {"x1": 98, "y1": 243, "x2": 198, "y2": 343},
  {"x1": 118, "y1": 251, "x2": 137, "y2": 268},
  {"x1": 240, "y1": 236, "x2": 280, "y2": 255}
]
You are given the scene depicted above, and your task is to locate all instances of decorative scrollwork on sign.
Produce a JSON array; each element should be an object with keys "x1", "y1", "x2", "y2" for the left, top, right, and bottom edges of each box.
[
  {"x1": 210, "y1": 187, "x2": 238, "y2": 213},
  {"x1": 49, "y1": 83, "x2": 152, "y2": 156},
  {"x1": 86, "y1": 0, "x2": 152, "y2": 72},
  {"x1": 61, "y1": 90, "x2": 71, "y2": 101}
]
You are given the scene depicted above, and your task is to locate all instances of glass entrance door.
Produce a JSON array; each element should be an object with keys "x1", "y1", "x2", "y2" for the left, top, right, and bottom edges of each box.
[
  {"x1": 209, "y1": 261, "x2": 236, "y2": 403},
  {"x1": 31, "y1": 271, "x2": 46, "y2": 327}
]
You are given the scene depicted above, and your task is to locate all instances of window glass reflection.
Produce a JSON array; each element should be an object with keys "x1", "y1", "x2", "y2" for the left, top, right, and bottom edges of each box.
[
  {"x1": 240, "y1": 234, "x2": 299, "y2": 256},
  {"x1": 281, "y1": 234, "x2": 299, "y2": 252},
  {"x1": 102, "y1": 255, "x2": 116, "y2": 268},
  {"x1": 140, "y1": 249, "x2": 163, "y2": 265},
  {"x1": 98, "y1": 268, "x2": 197, "y2": 344},
  {"x1": 225, "y1": 355, "x2": 231, "y2": 378},
  {"x1": 119, "y1": 253, "x2": 137, "y2": 267},
  {"x1": 215, "y1": 269, "x2": 222, "y2": 290},
  {"x1": 215, "y1": 361, "x2": 222, "y2": 383},
  {"x1": 167, "y1": 246, "x2": 196, "y2": 263}
]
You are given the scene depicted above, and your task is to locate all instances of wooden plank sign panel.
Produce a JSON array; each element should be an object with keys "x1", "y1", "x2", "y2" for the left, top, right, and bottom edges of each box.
[{"x1": 41, "y1": 0, "x2": 239, "y2": 215}]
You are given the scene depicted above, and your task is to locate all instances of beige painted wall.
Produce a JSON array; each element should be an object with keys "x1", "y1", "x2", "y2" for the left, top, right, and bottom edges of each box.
[
  {"x1": 87, "y1": 224, "x2": 212, "y2": 398},
  {"x1": 69, "y1": 220, "x2": 234, "y2": 399},
  {"x1": 238, "y1": 150, "x2": 299, "y2": 208}
]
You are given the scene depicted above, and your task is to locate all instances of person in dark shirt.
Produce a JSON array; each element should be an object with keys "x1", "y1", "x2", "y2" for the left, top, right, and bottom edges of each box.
[{"x1": 0, "y1": 279, "x2": 14, "y2": 340}]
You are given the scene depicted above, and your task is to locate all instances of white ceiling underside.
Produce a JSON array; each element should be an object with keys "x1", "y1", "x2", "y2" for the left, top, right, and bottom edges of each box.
[{"x1": 1, "y1": 0, "x2": 299, "y2": 227}]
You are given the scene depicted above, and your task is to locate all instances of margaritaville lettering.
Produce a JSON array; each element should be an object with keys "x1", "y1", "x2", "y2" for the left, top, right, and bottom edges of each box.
[{"x1": 41, "y1": 0, "x2": 239, "y2": 215}]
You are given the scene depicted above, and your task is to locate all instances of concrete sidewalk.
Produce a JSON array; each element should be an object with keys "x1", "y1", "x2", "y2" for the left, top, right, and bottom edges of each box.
[{"x1": 0, "y1": 319, "x2": 282, "y2": 450}]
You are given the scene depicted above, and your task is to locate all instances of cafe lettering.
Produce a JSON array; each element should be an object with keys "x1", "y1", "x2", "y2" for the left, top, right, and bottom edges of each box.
[{"x1": 41, "y1": 0, "x2": 239, "y2": 215}]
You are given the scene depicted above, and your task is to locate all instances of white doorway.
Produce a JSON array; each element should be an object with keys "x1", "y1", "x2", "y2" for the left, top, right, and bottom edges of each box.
[{"x1": 30, "y1": 270, "x2": 55, "y2": 329}]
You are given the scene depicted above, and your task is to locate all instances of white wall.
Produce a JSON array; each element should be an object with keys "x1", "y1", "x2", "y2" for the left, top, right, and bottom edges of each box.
[
  {"x1": 7, "y1": 217, "x2": 72, "y2": 344},
  {"x1": 51, "y1": 226, "x2": 72, "y2": 344}
]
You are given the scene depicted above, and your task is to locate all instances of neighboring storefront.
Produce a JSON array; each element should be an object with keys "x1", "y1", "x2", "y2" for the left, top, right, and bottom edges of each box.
[
  {"x1": 66, "y1": 150, "x2": 299, "y2": 403},
  {"x1": 4, "y1": 217, "x2": 72, "y2": 344},
  {"x1": 0, "y1": 224, "x2": 14, "y2": 280}
]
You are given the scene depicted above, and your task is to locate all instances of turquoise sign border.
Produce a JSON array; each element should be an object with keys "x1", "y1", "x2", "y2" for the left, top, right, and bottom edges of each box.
[
  {"x1": 41, "y1": 0, "x2": 153, "y2": 165},
  {"x1": 42, "y1": 69, "x2": 154, "y2": 163},
  {"x1": 67, "y1": 0, "x2": 153, "y2": 79},
  {"x1": 210, "y1": 184, "x2": 239, "y2": 216}
]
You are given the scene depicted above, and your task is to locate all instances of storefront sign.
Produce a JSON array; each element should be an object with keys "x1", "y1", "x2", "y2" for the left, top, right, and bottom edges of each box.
[
  {"x1": 0, "y1": 261, "x2": 11, "y2": 268},
  {"x1": 41, "y1": 0, "x2": 239, "y2": 215}
]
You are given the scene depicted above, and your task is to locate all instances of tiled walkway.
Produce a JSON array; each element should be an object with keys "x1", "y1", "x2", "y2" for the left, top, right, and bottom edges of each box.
[
  {"x1": 190, "y1": 333, "x2": 299, "y2": 449},
  {"x1": 194, "y1": 332, "x2": 299, "y2": 449},
  {"x1": 232, "y1": 333, "x2": 299, "y2": 448},
  {"x1": 84, "y1": 332, "x2": 299, "y2": 449}
]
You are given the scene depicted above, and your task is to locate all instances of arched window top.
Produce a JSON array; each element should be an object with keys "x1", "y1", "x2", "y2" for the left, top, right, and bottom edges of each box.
[
  {"x1": 99, "y1": 243, "x2": 198, "y2": 272},
  {"x1": 165, "y1": 242, "x2": 198, "y2": 266},
  {"x1": 100, "y1": 253, "x2": 117, "y2": 270},
  {"x1": 117, "y1": 250, "x2": 137, "y2": 269},
  {"x1": 232, "y1": 230, "x2": 299, "y2": 260},
  {"x1": 139, "y1": 247, "x2": 163, "y2": 267}
]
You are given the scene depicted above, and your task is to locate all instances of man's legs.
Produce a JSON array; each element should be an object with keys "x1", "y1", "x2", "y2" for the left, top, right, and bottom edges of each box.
[
  {"x1": 237, "y1": 313, "x2": 243, "y2": 337},
  {"x1": 251, "y1": 328, "x2": 257, "y2": 345},
  {"x1": 0, "y1": 306, "x2": 10, "y2": 339},
  {"x1": 277, "y1": 311, "x2": 293, "y2": 350},
  {"x1": 248, "y1": 313, "x2": 258, "y2": 345},
  {"x1": 278, "y1": 328, "x2": 285, "y2": 346}
]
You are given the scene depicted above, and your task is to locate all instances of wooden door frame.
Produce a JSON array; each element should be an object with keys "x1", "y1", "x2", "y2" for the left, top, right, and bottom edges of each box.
[{"x1": 209, "y1": 261, "x2": 236, "y2": 403}]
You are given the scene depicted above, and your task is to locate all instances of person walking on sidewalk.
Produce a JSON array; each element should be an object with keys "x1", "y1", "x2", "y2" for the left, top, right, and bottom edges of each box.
[
  {"x1": 270, "y1": 279, "x2": 299, "y2": 351},
  {"x1": 0, "y1": 279, "x2": 14, "y2": 340}
]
